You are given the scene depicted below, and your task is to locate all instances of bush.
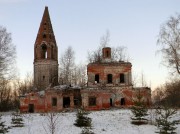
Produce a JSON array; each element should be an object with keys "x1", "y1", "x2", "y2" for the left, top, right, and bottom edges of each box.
[
  {"x1": 131, "y1": 91, "x2": 148, "y2": 125},
  {"x1": 81, "y1": 127, "x2": 94, "y2": 134},
  {"x1": 11, "y1": 112, "x2": 24, "y2": 127},
  {"x1": 74, "y1": 108, "x2": 92, "y2": 127},
  {"x1": 0, "y1": 114, "x2": 10, "y2": 133},
  {"x1": 155, "y1": 107, "x2": 180, "y2": 134}
]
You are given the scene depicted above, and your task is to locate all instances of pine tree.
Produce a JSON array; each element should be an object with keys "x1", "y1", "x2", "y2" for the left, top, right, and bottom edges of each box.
[
  {"x1": 131, "y1": 91, "x2": 148, "y2": 125},
  {"x1": 11, "y1": 112, "x2": 24, "y2": 127},
  {"x1": 155, "y1": 107, "x2": 179, "y2": 134},
  {"x1": 81, "y1": 127, "x2": 94, "y2": 134},
  {"x1": 74, "y1": 108, "x2": 92, "y2": 127},
  {"x1": 0, "y1": 115, "x2": 10, "y2": 133}
]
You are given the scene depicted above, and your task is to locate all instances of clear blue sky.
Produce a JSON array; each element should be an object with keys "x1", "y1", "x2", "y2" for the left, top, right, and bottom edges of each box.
[{"x1": 0, "y1": 0, "x2": 180, "y2": 90}]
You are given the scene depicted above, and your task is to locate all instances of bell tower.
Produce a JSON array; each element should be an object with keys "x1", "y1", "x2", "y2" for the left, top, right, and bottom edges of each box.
[{"x1": 34, "y1": 6, "x2": 58, "y2": 90}]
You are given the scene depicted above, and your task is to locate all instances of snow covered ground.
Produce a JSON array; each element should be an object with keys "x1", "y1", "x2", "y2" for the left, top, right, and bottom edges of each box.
[{"x1": 1, "y1": 109, "x2": 180, "y2": 134}]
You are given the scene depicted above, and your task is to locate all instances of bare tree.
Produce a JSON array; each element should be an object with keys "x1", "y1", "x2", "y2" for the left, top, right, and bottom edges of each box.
[
  {"x1": 43, "y1": 112, "x2": 60, "y2": 134},
  {"x1": 100, "y1": 30, "x2": 110, "y2": 48},
  {"x1": 140, "y1": 71, "x2": 147, "y2": 87},
  {"x1": 0, "y1": 26, "x2": 16, "y2": 79},
  {"x1": 59, "y1": 46, "x2": 75, "y2": 85},
  {"x1": 152, "y1": 86, "x2": 165, "y2": 105},
  {"x1": 13, "y1": 72, "x2": 34, "y2": 95},
  {"x1": 0, "y1": 26, "x2": 16, "y2": 111},
  {"x1": 163, "y1": 79, "x2": 180, "y2": 107},
  {"x1": 0, "y1": 78, "x2": 13, "y2": 111},
  {"x1": 111, "y1": 46, "x2": 130, "y2": 62},
  {"x1": 157, "y1": 13, "x2": 180, "y2": 75},
  {"x1": 132, "y1": 72, "x2": 139, "y2": 87},
  {"x1": 87, "y1": 30, "x2": 110, "y2": 63},
  {"x1": 152, "y1": 79, "x2": 180, "y2": 107},
  {"x1": 87, "y1": 30, "x2": 129, "y2": 63},
  {"x1": 0, "y1": 74, "x2": 34, "y2": 111},
  {"x1": 72, "y1": 64, "x2": 87, "y2": 87}
]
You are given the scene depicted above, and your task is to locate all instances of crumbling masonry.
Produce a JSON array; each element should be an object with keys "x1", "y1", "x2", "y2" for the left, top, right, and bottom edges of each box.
[{"x1": 20, "y1": 7, "x2": 151, "y2": 113}]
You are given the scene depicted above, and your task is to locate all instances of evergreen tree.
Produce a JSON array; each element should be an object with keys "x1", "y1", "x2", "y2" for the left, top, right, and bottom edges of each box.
[
  {"x1": 11, "y1": 112, "x2": 24, "y2": 127},
  {"x1": 81, "y1": 127, "x2": 94, "y2": 134},
  {"x1": 0, "y1": 115, "x2": 10, "y2": 133},
  {"x1": 74, "y1": 108, "x2": 92, "y2": 127},
  {"x1": 131, "y1": 91, "x2": 148, "y2": 125},
  {"x1": 155, "y1": 107, "x2": 179, "y2": 134}
]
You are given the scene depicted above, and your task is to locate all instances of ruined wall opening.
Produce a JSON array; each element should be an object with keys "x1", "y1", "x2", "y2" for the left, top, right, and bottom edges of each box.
[
  {"x1": 121, "y1": 98, "x2": 125, "y2": 105},
  {"x1": 52, "y1": 97, "x2": 57, "y2": 106},
  {"x1": 63, "y1": 97, "x2": 70, "y2": 108},
  {"x1": 89, "y1": 97, "x2": 96, "y2": 106},
  {"x1": 107, "y1": 74, "x2": 112, "y2": 83},
  {"x1": 43, "y1": 34, "x2": 46, "y2": 38},
  {"x1": 95, "y1": 74, "x2": 99, "y2": 83},
  {"x1": 74, "y1": 97, "x2": 82, "y2": 107},
  {"x1": 110, "y1": 98, "x2": 113, "y2": 106},
  {"x1": 120, "y1": 73, "x2": 125, "y2": 83},
  {"x1": 43, "y1": 76, "x2": 45, "y2": 81},
  {"x1": 106, "y1": 51, "x2": 109, "y2": 57},
  {"x1": 41, "y1": 44, "x2": 47, "y2": 59},
  {"x1": 28, "y1": 104, "x2": 34, "y2": 113},
  {"x1": 45, "y1": 51, "x2": 47, "y2": 58}
]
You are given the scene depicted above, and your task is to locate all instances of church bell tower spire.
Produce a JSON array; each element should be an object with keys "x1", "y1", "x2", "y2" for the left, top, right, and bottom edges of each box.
[{"x1": 34, "y1": 6, "x2": 58, "y2": 90}]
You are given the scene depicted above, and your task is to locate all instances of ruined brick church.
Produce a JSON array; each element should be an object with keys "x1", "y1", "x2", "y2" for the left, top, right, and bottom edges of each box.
[{"x1": 20, "y1": 7, "x2": 151, "y2": 113}]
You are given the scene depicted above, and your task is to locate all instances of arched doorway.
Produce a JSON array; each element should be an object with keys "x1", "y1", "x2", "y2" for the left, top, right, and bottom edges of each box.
[{"x1": 28, "y1": 104, "x2": 34, "y2": 113}]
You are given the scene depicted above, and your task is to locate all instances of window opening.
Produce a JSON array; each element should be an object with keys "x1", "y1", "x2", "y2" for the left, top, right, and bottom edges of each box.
[
  {"x1": 43, "y1": 76, "x2": 45, "y2": 80},
  {"x1": 45, "y1": 51, "x2": 47, "y2": 59},
  {"x1": 63, "y1": 97, "x2": 70, "y2": 108},
  {"x1": 41, "y1": 44, "x2": 47, "y2": 59},
  {"x1": 43, "y1": 34, "x2": 46, "y2": 38},
  {"x1": 110, "y1": 98, "x2": 113, "y2": 106},
  {"x1": 28, "y1": 104, "x2": 34, "y2": 113},
  {"x1": 89, "y1": 97, "x2": 96, "y2": 106},
  {"x1": 121, "y1": 98, "x2": 125, "y2": 105},
  {"x1": 52, "y1": 98, "x2": 57, "y2": 106},
  {"x1": 106, "y1": 51, "x2": 109, "y2": 57},
  {"x1": 120, "y1": 73, "x2": 125, "y2": 83},
  {"x1": 95, "y1": 74, "x2": 99, "y2": 83},
  {"x1": 74, "y1": 97, "x2": 81, "y2": 107},
  {"x1": 107, "y1": 74, "x2": 112, "y2": 83}
]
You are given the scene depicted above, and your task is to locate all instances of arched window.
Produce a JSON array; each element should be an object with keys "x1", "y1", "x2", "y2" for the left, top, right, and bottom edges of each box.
[
  {"x1": 41, "y1": 44, "x2": 47, "y2": 59},
  {"x1": 107, "y1": 74, "x2": 112, "y2": 83},
  {"x1": 43, "y1": 33, "x2": 46, "y2": 38},
  {"x1": 106, "y1": 51, "x2": 109, "y2": 57},
  {"x1": 120, "y1": 73, "x2": 125, "y2": 83},
  {"x1": 45, "y1": 51, "x2": 47, "y2": 58},
  {"x1": 95, "y1": 74, "x2": 99, "y2": 83}
]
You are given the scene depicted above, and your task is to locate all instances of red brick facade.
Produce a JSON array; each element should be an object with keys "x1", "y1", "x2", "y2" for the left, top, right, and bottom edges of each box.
[{"x1": 20, "y1": 7, "x2": 151, "y2": 113}]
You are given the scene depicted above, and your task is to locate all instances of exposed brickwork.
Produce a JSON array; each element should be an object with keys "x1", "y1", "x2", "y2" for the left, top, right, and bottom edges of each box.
[
  {"x1": 34, "y1": 6, "x2": 58, "y2": 90},
  {"x1": 20, "y1": 88, "x2": 82, "y2": 112},
  {"x1": 20, "y1": 87, "x2": 151, "y2": 112},
  {"x1": 87, "y1": 62, "x2": 132, "y2": 87},
  {"x1": 20, "y1": 6, "x2": 151, "y2": 113}
]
